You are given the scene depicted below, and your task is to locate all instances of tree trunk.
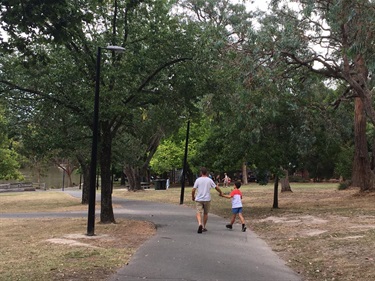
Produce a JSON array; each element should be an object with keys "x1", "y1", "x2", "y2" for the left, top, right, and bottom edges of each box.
[
  {"x1": 77, "y1": 155, "x2": 90, "y2": 204},
  {"x1": 242, "y1": 162, "x2": 248, "y2": 185},
  {"x1": 187, "y1": 164, "x2": 195, "y2": 186},
  {"x1": 81, "y1": 167, "x2": 90, "y2": 204},
  {"x1": 280, "y1": 169, "x2": 292, "y2": 192},
  {"x1": 63, "y1": 163, "x2": 75, "y2": 187},
  {"x1": 124, "y1": 165, "x2": 142, "y2": 191},
  {"x1": 273, "y1": 175, "x2": 279, "y2": 209},
  {"x1": 121, "y1": 171, "x2": 126, "y2": 186},
  {"x1": 99, "y1": 124, "x2": 115, "y2": 223},
  {"x1": 351, "y1": 97, "x2": 375, "y2": 191}
]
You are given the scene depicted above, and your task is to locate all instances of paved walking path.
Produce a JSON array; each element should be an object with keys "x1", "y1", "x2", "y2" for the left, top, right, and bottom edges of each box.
[{"x1": 1, "y1": 189, "x2": 302, "y2": 281}]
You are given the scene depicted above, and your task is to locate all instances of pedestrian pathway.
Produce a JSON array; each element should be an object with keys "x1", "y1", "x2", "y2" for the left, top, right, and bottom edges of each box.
[{"x1": 108, "y1": 195, "x2": 301, "y2": 281}]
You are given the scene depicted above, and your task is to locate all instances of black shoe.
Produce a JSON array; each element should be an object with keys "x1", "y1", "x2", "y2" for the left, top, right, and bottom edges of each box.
[
  {"x1": 226, "y1": 224, "x2": 233, "y2": 229},
  {"x1": 242, "y1": 226, "x2": 247, "y2": 232},
  {"x1": 198, "y1": 225, "x2": 203, "y2": 233},
  {"x1": 203, "y1": 228, "x2": 207, "y2": 232}
]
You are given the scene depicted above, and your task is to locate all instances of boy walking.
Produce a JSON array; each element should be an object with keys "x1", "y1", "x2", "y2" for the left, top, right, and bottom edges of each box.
[{"x1": 220, "y1": 181, "x2": 247, "y2": 232}]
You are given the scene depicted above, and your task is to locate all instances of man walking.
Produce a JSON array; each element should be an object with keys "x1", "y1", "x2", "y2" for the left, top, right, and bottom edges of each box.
[{"x1": 192, "y1": 167, "x2": 223, "y2": 233}]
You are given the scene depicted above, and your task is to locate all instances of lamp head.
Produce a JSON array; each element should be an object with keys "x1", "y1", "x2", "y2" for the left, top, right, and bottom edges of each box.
[{"x1": 105, "y1": 45, "x2": 125, "y2": 53}]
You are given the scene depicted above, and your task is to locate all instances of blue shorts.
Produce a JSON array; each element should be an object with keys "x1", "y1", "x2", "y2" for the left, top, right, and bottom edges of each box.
[{"x1": 232, "y1": 207, "x2": 243, "y2": 214}]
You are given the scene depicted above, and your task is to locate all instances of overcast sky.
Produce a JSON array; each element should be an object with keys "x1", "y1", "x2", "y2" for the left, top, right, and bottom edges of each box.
[{"x1": 235, "y1": 0, "x2": 269, "y2": 11}]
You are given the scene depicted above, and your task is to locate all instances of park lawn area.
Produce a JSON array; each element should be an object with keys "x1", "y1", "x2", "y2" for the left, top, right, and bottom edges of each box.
[
  {"x1": 114, "y1": 182, "x2": 375, "y2": 281},
  {"x1": 0, "y1": 191, "x2": 87, "y2": 213},
  {"x1": 0, "y1": 191, "x2": 156, "y2": 281}
]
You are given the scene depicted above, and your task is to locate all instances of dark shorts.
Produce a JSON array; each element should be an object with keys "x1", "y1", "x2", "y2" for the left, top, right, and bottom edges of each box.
[{"x1": 232, "y1": 207, "x2": 243, "y2": 214}]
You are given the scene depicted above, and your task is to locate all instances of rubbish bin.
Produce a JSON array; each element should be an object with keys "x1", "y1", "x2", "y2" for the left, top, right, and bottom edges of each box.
[{"x1": 154, "y1": 179, "x2": 167, "y2": 190}]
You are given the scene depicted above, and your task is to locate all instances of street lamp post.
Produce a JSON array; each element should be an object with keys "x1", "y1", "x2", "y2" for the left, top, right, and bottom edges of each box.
[
  {"x1": 87, "y1": 45, "x2": 125, "y2": 236},
  {"x1": 180, "y1": 120, "x2": 190, "y2": 205}
]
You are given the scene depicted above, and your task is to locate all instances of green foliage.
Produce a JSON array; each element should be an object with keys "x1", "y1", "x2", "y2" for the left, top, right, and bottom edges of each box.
[
  {"x1": 338, "y1": 180, "x2": 352, "y2": 190},
  {"x1": 149, "y1": 139, "x2": 184, "y2": 174},
  {"x1": 0, "y1": 147, "x2": 24, "y2": 180},
  {"x1": 334, "y1": 144, "x2": 354, "y2": 181},
  {"x1": 0, "y1": 107, "x2": 23, "y2": 180},
  {"x1": 150, "y1": 118, "x2": 211, "y2": 175},
  {"x1": 0, "y1": 0, "x2": 211, "y2": 185}
]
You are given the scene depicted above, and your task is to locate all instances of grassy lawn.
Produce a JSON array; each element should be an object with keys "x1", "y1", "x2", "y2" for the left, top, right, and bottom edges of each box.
[
  {"x1": 1, "y1": 183, "x2": 375, "y2": 281},
  {"x1": 0, "y1": 191, "x2": 155, "y2": 281},
  {"x1": 0, "y1": 191, "x2": 86, "y2": 213}
]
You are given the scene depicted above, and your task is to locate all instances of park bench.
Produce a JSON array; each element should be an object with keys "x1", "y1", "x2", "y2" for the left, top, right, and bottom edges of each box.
[
  {"x1": 0, "y1": 182, "x2": 36, "y2": 193},
  {"x1": 141, "y1": 182, "x2": 151, "y2": 189}
]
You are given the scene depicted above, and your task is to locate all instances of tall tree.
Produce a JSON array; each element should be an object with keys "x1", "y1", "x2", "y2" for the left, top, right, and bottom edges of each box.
[
  {"x1": 1, "y1": 1, "x2": 195, "y2": 221},
  {"x1": 258, "y1": 0, "x2": 375, "y2": 191}
]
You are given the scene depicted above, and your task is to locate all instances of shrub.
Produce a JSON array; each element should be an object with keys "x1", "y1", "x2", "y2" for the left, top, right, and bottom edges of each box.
[{"x1": 338, "y1": 180, "x2": 351, "y2": 190}]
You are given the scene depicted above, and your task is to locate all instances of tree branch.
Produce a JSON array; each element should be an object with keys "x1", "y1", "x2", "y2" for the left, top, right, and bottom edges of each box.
[
  {"x1": 138, "y1": 57, "x2": 192, "y2": 92},
  {"x1": 122, "y1": 57, "x2": 192, "y2": 106},
  {"x1": 280, "y1": 51, "x2": 343, "y2": 79},
  {"x1": 0, "y1": 80, "x2": 88, "y2": 122}
]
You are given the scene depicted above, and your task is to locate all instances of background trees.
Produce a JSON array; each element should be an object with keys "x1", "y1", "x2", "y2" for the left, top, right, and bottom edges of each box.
[
  {"x1": 0, "y1": 107, "x2": 23, "y2": 180},
  {"x1": 1, "y1": 0, "x2": 204, "y2": 221},
  {"x1": 1, "y1": 0, "x2": 375, "y2": 220},
  {"x1": 255, "y1": 0, "x2": 375, "y2": 191}
]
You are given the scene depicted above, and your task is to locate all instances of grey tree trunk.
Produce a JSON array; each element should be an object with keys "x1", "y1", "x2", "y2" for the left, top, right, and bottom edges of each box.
[
  {"x1": 77, "y1": 155, "x2": 90, "y2": 204},
  {"x1": 124, "y1": 165, "x2": 142, "y2": 191},
  {"x1": 280, "y1": 169, "x2": 292, "y2": 192},
  {"x1": 242, "y1": 162, "x2": 248, "y2": 185}
]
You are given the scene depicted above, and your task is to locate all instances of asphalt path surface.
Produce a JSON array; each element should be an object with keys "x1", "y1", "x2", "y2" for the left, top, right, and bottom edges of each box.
[{"x1": 1, "y1": 189, "x2": 302, "y2": 281}]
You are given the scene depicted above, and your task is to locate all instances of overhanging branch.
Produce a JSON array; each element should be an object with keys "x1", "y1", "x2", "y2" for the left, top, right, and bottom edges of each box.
[
  {"x1": 122, "y1": 57, "x2": 192, "y2": 105},
  {"x1": 0, "y1": 79, "x2": 87, "y2": 121},
  {"x1": 137, "y1": 57, "x2": 192, "y2": 92}
]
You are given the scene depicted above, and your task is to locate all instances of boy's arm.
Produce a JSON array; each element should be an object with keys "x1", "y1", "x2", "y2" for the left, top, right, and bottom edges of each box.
[{"x1": 221, "y1": 194, "x2": 231, "y2": 199}]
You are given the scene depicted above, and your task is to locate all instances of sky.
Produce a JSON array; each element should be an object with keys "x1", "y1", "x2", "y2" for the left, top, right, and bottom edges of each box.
[{"x1": 234, "y1": 0, "x2": 270, "y2": 11}]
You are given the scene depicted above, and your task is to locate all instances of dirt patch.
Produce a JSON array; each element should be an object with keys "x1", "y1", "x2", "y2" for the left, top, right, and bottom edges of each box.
[
  {"x1": 259, "y1": 215, "x2": 328, "y2": 225},
  {"x1": 299, "y1": 229, "x2": 327, "y2": 237},
  {"x1": 46, "y1": 238, "x2": 101, "y2": 248},
  {"x1": 46, "y1": 233, "x2": 116, "y2": 248},
  {"x1": 335, "y1": 235, "x2": 364, "y2": 240}
]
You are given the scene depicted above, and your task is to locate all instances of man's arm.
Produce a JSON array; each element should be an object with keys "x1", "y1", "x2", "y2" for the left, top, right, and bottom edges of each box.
[
  {"x1": 192, "y1": 188, "x2": 196, "y2": 201},
  {"x1": 215, "y1": 186, "x2": 223, "y2": 196}
]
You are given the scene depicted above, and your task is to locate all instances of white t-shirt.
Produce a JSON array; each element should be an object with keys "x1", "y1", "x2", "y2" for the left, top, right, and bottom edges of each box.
[
  {"x1": 193, "y1": 176, "x2": 217, "y2": 201},
  {"x1": 230, "y1": 189, "x2": 243, "y2": 208}
]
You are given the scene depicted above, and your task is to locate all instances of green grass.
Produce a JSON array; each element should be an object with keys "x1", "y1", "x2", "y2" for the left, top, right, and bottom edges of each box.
[
  {"x1": 0, "y1": 192, "x2": 155, "y2": 281},
  {"x1": 0, "y1": 191, "x2": 85, "y2": 213}
]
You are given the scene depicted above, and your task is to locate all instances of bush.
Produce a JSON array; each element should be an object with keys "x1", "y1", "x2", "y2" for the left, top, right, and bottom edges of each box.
[{"x1": 338, "y1": 180, "x2": 351, "y2": 190}]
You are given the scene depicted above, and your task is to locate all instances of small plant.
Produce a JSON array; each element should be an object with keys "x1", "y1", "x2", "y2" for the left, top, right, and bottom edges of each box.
[{"x1": 338, "y1": 180, "x2": 351, "y2": 190}]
